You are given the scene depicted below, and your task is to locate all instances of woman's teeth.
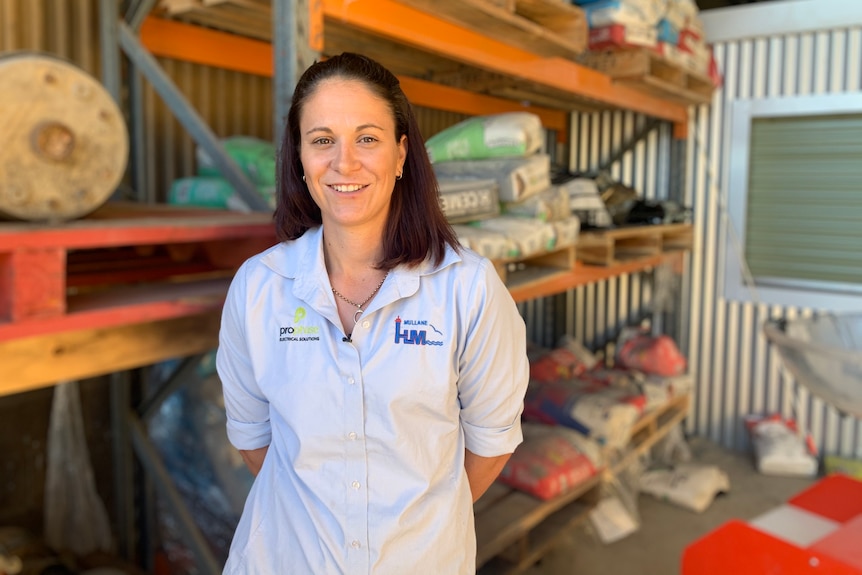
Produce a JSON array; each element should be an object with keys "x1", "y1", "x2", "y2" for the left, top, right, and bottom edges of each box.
[{"x1": 332, "y1": 184, "x2": 363, "y2": 192}]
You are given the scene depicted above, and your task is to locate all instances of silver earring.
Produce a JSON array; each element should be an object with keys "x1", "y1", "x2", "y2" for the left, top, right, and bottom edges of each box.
[
  {"x1": 302, "y1": 175, "x2": 306, "y2": 182},
  {"x1": 396, "y1": 172, "x2": 403, "y2": 180}
]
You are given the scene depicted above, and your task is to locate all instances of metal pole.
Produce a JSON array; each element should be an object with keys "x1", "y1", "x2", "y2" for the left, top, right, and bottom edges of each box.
[
  {"x1": 273, "y1": 0, "x2": 319, "y2": 142},
  {"x1": 128, "y1": 412, "x2": 223, "y2": 575},
  {"x1": 117, "y1": 23, "x2": 270, "y2": 212},
  {"x1": 99, "y1": 0, "x2": 122, "y2": 104},
  {"x1": 138, "y1": 354, "x2": 205, "y2": 422},
  {"x1": 110, "y1": 372, "x2": 136, "y2": 562},
  {"x1": 125, "y1": 0, "x2": 160, "y2": 32}
]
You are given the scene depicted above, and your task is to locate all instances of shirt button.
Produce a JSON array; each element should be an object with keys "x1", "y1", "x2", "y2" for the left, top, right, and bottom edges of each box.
[
  {"x1": 351, "y1": 481, "x2": 360, "y2": 490},
  {"x1": 347, "y1": 377, "x2": 355, "y2": 385},
  {"x1": 362, "y1": 320, "x2": 370, "y2": 329},
  {"x1": 351, "y1": 540, "x2": 361, "y2": 549},
  {"x1": 348, "y1": 431, "x2": 357, "y2": 440}
]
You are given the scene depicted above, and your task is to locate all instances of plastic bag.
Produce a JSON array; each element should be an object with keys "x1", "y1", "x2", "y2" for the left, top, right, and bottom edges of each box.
[{"x1": 44, "y1": 381, "x2": 113, "y2": 556}]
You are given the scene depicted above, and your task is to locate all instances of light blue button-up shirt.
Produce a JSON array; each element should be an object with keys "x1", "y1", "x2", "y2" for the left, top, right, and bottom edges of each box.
[{"x1": 217, "y1": 226, "x2": 529, "y2": 574}]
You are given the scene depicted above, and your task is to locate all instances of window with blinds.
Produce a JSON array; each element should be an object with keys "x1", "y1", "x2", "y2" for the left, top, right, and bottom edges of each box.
[{"x1": 725, "y1": 94, "x2": 862, "y2": 310}]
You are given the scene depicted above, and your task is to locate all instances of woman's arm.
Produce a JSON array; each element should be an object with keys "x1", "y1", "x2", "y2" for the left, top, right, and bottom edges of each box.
[
  {"x1": 240, "y1": 446, "x2": 269, "y2": 477},
  {"x1": 465, "y1": 449, "x2": 512, "y2": 502}
]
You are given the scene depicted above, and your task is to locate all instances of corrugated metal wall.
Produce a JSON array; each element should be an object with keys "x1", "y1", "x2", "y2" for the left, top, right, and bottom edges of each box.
[
  {"x1": 689, "y1": 6, "x2": 862, "y2": 456},
  {"x1": 519, "y1": 111, "x2": 674, "y2": 352},
  {"x1": 0, "y1": 0, "x2": 100, "y2": 72}
]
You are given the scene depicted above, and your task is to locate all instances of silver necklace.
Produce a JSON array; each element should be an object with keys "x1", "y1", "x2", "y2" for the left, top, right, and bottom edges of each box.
[{"x1": 332, "y1": 272, "x2": 388, "y2": 324}]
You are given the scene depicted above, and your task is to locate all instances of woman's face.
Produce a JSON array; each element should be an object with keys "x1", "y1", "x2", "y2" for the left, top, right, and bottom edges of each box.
[{"x1": 299, "y1": 77, "x2": 407, "y2": 233}]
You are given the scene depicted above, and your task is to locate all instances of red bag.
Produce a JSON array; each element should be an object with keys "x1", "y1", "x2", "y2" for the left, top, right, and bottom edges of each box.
[
  {"x1": 616, "y1": 333, "x2": 687, "y2": 377},
  {"x1": 498, "y1": 425, "x2": 600, "y2": 500}
]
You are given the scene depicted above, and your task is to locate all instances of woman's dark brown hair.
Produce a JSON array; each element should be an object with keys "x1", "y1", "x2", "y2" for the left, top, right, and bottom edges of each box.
[{"x1": 274, "y1": 52, "x2": 459, "y2": 269}]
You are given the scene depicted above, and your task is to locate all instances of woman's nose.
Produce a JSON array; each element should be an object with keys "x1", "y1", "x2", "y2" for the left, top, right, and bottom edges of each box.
[{"x1": 333, "y1": 142, "x2": 360, "y2": 173}]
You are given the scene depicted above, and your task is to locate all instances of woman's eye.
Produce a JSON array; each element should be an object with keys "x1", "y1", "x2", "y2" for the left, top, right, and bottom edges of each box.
[
  {"x1": 359, "y1": 136, "x2": 377, "y2": 144},
  {"x1": 312, "y1": 137, "x2": 332, "y2": 145}
]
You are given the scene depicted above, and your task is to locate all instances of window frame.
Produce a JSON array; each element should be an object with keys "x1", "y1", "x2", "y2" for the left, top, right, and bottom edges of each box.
[{"x1": 723, "y1": 92, "x2": 862, "y2": 311}]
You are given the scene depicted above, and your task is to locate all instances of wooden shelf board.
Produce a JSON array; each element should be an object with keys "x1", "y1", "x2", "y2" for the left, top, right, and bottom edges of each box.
[
  {"x1": 508, "y1": 251, "x2": 684, "y2": 303},
  {"x1": 0, "y1": 202, "x2": 275, "y2": 251},
  {"x1": 0, "y1": 278, "x2": 230, "y2": 343},
  {"x1": 0, "y1": 312, "x2": 222, "y2": 398}
]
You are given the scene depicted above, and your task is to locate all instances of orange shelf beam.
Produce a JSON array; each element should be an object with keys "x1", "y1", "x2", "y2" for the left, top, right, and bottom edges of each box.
[
  {"x1": 139, "y1": 17, "x2": 569, "y2": 139},
  {"x1": 508, "y1": 251, "x2": 685, "y2": 303},
  {"x1": 323, "y1": 0, "x2": 689, "y2": 125}
]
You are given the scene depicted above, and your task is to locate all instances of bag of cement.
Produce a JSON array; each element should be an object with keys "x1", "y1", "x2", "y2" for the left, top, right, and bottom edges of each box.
[
  {"x1": 196, "y1": 136, "x2": 277, "y2": 187},
  {"x1": 557, "y1": 177, "x2": 613, "y2": 228},
  {"x1": 472, "y1": 216, "x2": 557, "y2": 258},
  {"x1": 433, "y1": 153, "x2": 551, "y2": 203},
  {"x1": 437, "y1": 178, "x2": 500, "y2": 224},
  {"x1": 639, "y1": 464, "x2": 730, "y2": 513},
  {"x1": 425, "y1": 112, "x2": 544, "y2": 163},
  {"x1": 168, "y1": 177, "x2": 275, "y2": 212},
  {"x1": 744, "y1": 414, "x2": 818, "y2": 477},
  {"x1": 552, "y1": 215, "x2": 581, "y2": 248},
  {"x1": 502, "y1": 184, "x2": 570, "y2": 222},
  {"x1": 452, "y1": 225, "x2": 517, "y2": 260}
]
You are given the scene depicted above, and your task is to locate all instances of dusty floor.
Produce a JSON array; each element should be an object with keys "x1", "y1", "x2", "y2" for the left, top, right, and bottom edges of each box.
[{"x1": 520, "y1": 436, "x2": 817, "y2": 575}]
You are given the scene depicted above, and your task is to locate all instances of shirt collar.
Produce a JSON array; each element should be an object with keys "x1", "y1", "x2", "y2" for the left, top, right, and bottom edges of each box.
[{"x1": 259, "y1": 226, "x2": 463, "y2": 307}]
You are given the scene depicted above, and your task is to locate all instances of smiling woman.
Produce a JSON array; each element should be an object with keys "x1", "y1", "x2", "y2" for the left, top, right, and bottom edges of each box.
[{"x1": 216, "y1": 52, "x2": 530, "y2": 575}]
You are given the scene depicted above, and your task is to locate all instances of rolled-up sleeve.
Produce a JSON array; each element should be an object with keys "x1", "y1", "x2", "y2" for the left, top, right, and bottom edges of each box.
[
  {"x1": 217, "y1": 262, "x2": 272, "y2": 451},
  {"x1": 457, "y1": 259, "x2": 530, "y2": 457}
]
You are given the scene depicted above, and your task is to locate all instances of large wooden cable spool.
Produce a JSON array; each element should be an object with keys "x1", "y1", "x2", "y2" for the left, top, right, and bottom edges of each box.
[{"x1": 0, "y1": 53, "x2": 129, "y2": 221}]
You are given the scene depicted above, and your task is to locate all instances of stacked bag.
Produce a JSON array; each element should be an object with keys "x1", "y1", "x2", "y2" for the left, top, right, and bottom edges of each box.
[
  {"x1": 573, "y1": 0, "x2": 721, "y2": 85},
  {"x1": 168, "y1": 136, "x2": 277, "y2": 211},
  {"x1": 426, "y1": 112, "x2": 581, "y2": 261},
  {"x1": 496, "y1": 329, "x2": 690, "y2": 502}
]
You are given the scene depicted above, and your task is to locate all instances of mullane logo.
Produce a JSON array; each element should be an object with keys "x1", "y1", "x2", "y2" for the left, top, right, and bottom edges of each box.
[
  {"x1": 279, "y1": 307, "x2": 320, "y2": 342},
  {"x1": 393, "y1": 316, "x2": 444, "y2": 346}
]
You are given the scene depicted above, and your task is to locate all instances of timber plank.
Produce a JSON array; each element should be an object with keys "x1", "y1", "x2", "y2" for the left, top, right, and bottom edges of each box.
[{"x1": 0, "y1": 312, "x2": 221, "y2": 397}]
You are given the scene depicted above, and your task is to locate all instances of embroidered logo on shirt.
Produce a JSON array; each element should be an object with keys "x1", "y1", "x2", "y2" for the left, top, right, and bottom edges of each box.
[
  {"x1": 279, "y1": 306, "x2": 320, "y2": 342},
  {"x1": 393, "y1": 316, "x2": 444, "y2": 346}
]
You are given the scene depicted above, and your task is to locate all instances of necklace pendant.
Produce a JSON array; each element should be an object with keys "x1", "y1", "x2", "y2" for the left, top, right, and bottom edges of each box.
[{"x1": 353, "y1": 308, "x2": 363, "y2": 324}]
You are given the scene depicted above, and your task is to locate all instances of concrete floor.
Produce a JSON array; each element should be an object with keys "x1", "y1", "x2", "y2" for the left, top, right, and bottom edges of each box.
[{"x1": 522, "y1": 436, "x2": 817, "y2": 575}]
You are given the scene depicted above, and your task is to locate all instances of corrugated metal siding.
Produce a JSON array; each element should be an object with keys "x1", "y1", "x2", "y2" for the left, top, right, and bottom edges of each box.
[
  {"x1": 518, "y1": 110, "x2": 672, "y2": 351},
  {"x1": 688, "y1": 16, "x2": 862, "y2": 456},
  {"x1": 0, "y1": 0, "x2": 100, "y2": 73}
]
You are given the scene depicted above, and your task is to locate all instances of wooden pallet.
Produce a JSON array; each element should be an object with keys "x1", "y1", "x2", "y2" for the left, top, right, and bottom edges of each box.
[
  {"x1": 475, "y1": 390, "x2": 691, "y2": 574},
  {"x1": 493, "y1": 244, "x2": 578, "y2": 290},
  {"x1": 607, "y1": 390, "x2": 691, "y2": 475},
  {"x1": 157, "y1": 0, "x2": 272, "y2": 40},
  {"x1": 158, "y1": 0, "x2": 588, "y2": 58},
  {"x1": 577, "y1": 223, "x2": 693, "y2": 266},
  {"x1": 580, "y1": 49, "x2": 715, "y2": 106},
  {"x1": 396, "y1": 0, "x2": 588, "y2": 59},
  {"x1": 0, "y1": 202, "x2": 276, "y2": 342},
  {"x1": 475, "y1": 473, "x2": 602, "y2": 574}
]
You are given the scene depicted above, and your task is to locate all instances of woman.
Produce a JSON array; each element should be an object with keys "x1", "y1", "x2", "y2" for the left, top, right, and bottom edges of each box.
[{"x1": 216, "y1": 52, "x2": 529, "y2": 574}]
